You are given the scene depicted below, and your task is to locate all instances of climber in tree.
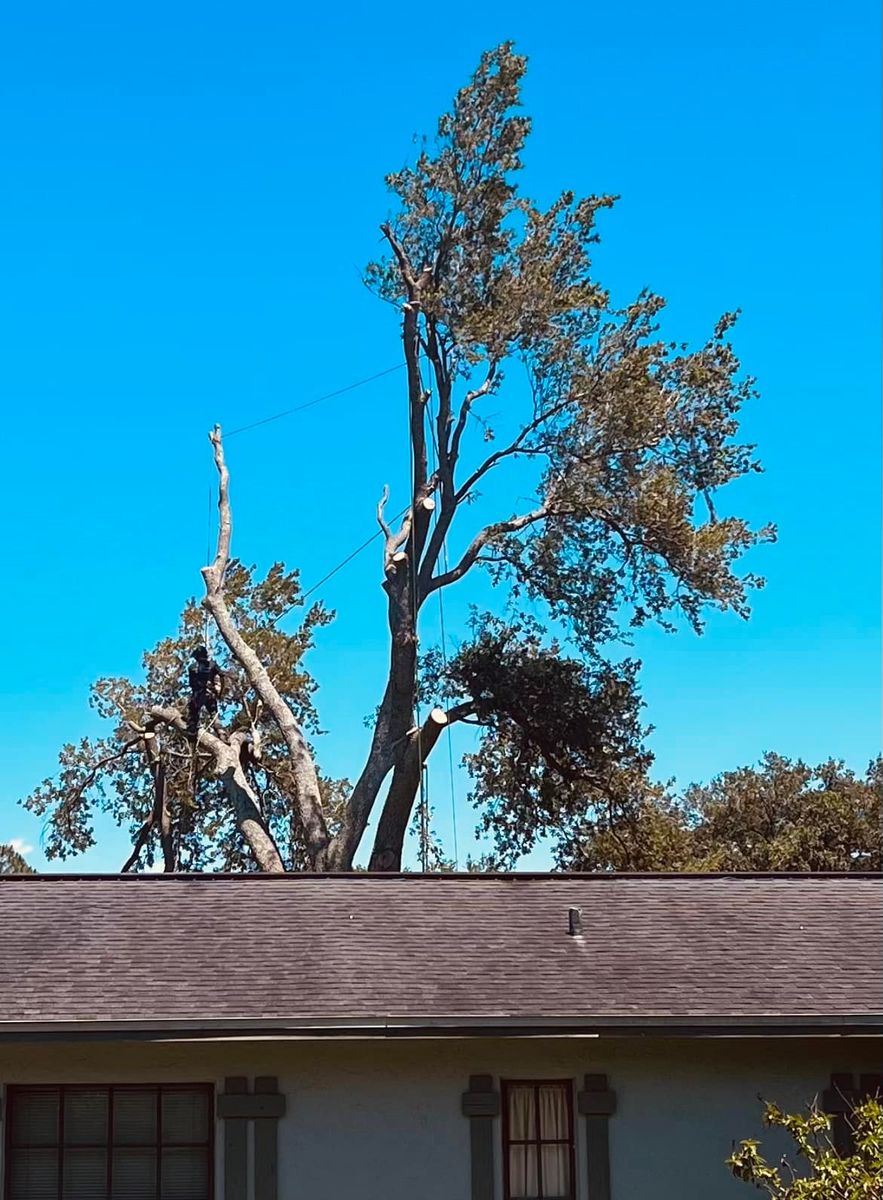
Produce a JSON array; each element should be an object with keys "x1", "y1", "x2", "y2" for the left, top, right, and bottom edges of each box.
[{"x1": 186, "y1": 644, "x2": 224, "y2": 736}]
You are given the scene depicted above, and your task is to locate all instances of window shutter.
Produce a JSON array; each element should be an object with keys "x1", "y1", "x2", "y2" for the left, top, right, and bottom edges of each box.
[
  {"x1": 577, "y1": 1074, "x2": 616, "y2": 1200},
  {"x1": 460, "y1": 1075, "x2": 500, "y2": 1200}
]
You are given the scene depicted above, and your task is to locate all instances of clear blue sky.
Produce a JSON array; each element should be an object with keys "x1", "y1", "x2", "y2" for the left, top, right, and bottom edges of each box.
[{"x1": 1, "y1": 1, "x2": 879, "y2": 871}]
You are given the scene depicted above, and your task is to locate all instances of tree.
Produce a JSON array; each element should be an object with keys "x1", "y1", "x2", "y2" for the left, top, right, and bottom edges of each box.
[
  {"x1": 727, "y1": 1096, "x2": 883, "y2": 1198},
  {"x1": 0, "y1": 843, "x2": 33, "y2": 874},
  {"x1": 22, "y1": 44, "x2": 772, "y2": 873},
  {"x1": 563, "y1": 754, "x2": 882, "y2": 872}
]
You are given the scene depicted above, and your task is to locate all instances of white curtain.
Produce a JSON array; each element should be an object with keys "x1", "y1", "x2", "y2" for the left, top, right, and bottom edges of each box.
[
  {"x1": 539, "y1": 1086, "x2": 569, "y2": 1196},
  {"x1": 508, "y1": 1086, "x2": 536, "y2": 1197},
  {"x1": 509, "y1": 1085, "x2": 535, "y2": 1140},
  {"x1": 540, "y1": 1144, "x2": 570, "y2": 1198},
  {"x1": 508, "y1": 1141, "x2": 539, "y2": 1198}
]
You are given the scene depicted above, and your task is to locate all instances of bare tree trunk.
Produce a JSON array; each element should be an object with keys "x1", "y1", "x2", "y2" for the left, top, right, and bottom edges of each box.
[
  {"x1": 325, "y1": 547, "x2": 418, "y2": 868},
  {"x1": 346, "y1": 271, "x2": 506, "y2": 870},
  {"x1": 157, "y1": 759, "x2": 175, "y2": 873},
  {"x1": 325, "y1": 273, "x2": 432, "y2": 869},
  {"x1": 368, "y1": 707, "x2": 449, "y2": 870},
  {"x1": 204, "y1": 427, "x2": 330, "y2": 868},
  {"x1": 214, "y1": 763, "x2": 285, "y2": 872},
  {"x1": 143, "y1": 732, "x2": 175, "y2": 871}
]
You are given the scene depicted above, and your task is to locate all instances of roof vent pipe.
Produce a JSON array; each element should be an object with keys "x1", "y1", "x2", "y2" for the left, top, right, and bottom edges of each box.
[{"x1": 568, "y1": 907, "x2": 582, "y2": 936}]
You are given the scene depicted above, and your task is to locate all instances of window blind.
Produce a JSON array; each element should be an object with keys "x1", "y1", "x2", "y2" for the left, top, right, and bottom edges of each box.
[{"x1": 5, "y1": 1085, "x2": 212, "y2": 1200}]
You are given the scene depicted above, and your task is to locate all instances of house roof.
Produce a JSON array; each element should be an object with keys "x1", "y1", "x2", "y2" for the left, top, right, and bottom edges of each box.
[{"x1": 0, "y1": 873, "x2": 880, "y2": 1040}]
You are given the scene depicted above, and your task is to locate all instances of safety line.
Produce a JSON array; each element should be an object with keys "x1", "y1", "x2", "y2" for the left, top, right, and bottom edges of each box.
[{"x1": 224, "y1": 364, "x2": 405, "y2": 438}]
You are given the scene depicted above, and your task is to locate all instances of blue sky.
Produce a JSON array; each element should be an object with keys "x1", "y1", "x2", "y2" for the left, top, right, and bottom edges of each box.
[{"x1": 1, "y1": 1, "x2": 879, "y2": 871}]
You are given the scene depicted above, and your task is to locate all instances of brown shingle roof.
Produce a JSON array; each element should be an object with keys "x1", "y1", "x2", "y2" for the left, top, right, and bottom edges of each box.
[{"x1": 0, "y1": 873, "x2": 880, "y2": 1037}]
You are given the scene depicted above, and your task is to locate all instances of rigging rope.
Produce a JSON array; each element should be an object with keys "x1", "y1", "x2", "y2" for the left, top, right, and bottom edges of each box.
[
  {"x1": 412, "y1": 349, "x2": 427, "y2": 871},
  {"x1": 426, "y1": 382, "x2": 460, "y2": 869},
  {"x1": 224, "y1": 363, "x2": 405, "y2": 438},
  {"x1": 204, "y1": 484, "x2": 213, "y2": 649},
  {"x1": 437, "y1": 539, "x2": 460, "y2": 869}
]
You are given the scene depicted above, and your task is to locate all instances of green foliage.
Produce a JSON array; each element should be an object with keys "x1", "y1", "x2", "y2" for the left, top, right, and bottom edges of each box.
[
  {"x1": 728, "y1": 1097, "x2": 883, "y2": 1198},
  {"x1": 424, "y1": 612, "x2": 652, "y2": 866},
  {"x1": 564, "y1": 753, "x2": 882, "y2": 872},
  {"x1": 370, "y1": 42, "x2": 773, "y2": 646},
  {"x1": 688, "y1": 754, "x2": 882, "y2": 871},
  {"x1": 0, "y1": 843, "x2": 34, "y2": 874}
]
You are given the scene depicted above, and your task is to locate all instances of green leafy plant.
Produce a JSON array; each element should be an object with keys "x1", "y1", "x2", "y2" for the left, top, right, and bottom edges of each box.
[{"x1": 728, "y1": 1097, "x2": 883, "y2": 1198}]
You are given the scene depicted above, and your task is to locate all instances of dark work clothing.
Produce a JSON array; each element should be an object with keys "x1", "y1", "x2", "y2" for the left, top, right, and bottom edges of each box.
[
  {"x1": 186, "y1": 657, "x2": 222, "y2": 735},
  {"x1": 189, "y1": 658, "x2": 222, "y2": 695}
]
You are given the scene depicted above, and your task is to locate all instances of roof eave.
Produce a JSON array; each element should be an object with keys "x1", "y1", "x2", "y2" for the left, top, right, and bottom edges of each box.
[{"x1": 1, "y1": 1013, "x2": 880, "y2": 1043}]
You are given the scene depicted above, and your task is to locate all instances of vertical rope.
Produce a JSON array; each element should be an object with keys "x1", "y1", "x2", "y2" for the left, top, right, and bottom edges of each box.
[
  {"x1": 437, "y1": 545, "x2": 460, "y2": 869},
  {"x1": 426, "y1": 376, "x2": 460, "y2": 869},
  {"x1": 204, "y1": 484, "x2": 213, "y2": 649},
  {"x1": 411, "y1": 350, "x2": 427, "y2": 871}
]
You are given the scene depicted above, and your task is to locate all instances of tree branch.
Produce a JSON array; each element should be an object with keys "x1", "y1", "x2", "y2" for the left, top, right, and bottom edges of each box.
[
  {"x1": 423, "y1": 506, "x2": 548, "y2": 598},
  {"x1": 380, "y1": 222, "x2": 417, "y2": 290},
  {"x1": 454, "y1": 390, "x2": 574, "y2": 503},
  {"x1": 120, "y1": 738, "x2": 174, "y2": 873},
  {"x1": 448, "y1": 363, "x2": 498, "y2": 472},
  {"x1": 377, "y1": 485, "x2": 413, "y2": 566},
  {"x1": 66, "y1": 740, "x2": 143, "y2": 831}
]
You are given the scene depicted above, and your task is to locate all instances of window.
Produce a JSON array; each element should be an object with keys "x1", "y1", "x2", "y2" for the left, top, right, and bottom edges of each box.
[
  {"x1": 502, "y1": 1080, "x2": 575, "y2": 1200},
  {"x1": 4, "y1": 1084, "x2": 213, "y2": 1200}
]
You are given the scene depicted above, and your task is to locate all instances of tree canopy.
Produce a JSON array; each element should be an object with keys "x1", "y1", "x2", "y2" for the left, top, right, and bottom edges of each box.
[
  {"x1": 21, "y1": 43, "x2": 777, "y2": 874},
  {"x1": 562, "y1": 753, "x2": 882, "y2": 873}
]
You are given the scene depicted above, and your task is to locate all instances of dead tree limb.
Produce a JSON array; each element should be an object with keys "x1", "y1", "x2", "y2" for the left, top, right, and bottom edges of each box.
[{"x1": 202, "y1": 426, "x2": 330, "y2": 868}]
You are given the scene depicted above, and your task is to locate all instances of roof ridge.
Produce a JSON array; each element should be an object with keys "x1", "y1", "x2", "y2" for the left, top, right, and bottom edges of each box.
[{"x1": 1, "y1": 870, "x2": 879, "y2": 882}]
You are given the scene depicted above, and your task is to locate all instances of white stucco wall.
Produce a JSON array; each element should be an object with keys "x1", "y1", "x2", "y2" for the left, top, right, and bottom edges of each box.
[{"x1": 0, "y1": 1035, "x2": 877, "y2": 1199}]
